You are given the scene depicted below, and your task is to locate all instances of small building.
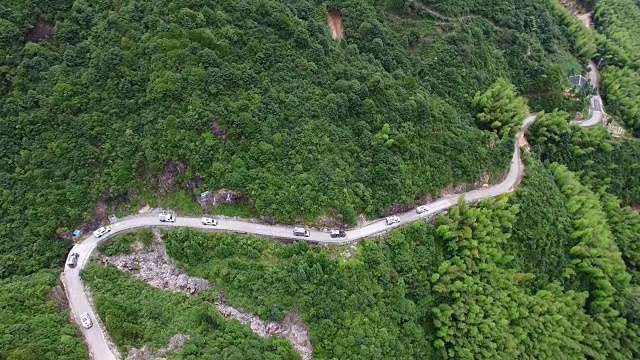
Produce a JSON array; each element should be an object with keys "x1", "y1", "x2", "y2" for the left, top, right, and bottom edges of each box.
[
  {"x1": 568, "y1": 75, "x2": 588, "y2": 92},
  {"x1": 108, "y1": 214, "x2": 118, "y2": 224},
  {"x1": 72, "y1": 229, "x2": 82, "y2": 237}
]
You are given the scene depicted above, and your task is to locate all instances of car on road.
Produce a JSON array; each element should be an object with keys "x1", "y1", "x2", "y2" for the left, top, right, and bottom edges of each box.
[
  {"x1": 293, "y1": 227, "x2": 310, "y2": 237},
  {"x1": 80, "y1": 313, "x2": 93, "y2": 329},
  {"x1": 159, "y1": 213, "x2": 176, "y2": 222},
  {"x1": 385, "y1": 216, "x2": 400, "y2": 225},
  {"x1": 416, "y1": 205, "x2": 429, "y2": 214},
  {"x1": 330, "y1": 229, "x2": 346, "y2": 238},
  {"x1": 93, "y1": 226, "x2": 111, "y2": 238},
  {"x1": 66, "y1": 253, "x2": 80, "y2": 268},
  {"x1": 201, "y1": 217, "x2": 218, "y2": 226}
]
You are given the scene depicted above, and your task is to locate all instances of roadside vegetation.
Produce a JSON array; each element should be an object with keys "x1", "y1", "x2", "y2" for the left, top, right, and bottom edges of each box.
[
  {"x1": 0, "y1": 270, "x2": 87, "y2": 359},
  {"x1": 82, "y1": 265, "x2": 298, "y2": 359},
  {"x1": 528, "y1": 110, "x2": 640, "y2": 206},
  {"x1": 164, "y1": 227, "x2": 443, "y2": 359},
  {"x1": 98, "y1": 228, "x2": 154, "y2": 257},
  {"x1": 506, "y1": 152, "x2": 575, "y2": 288},
  {"x1": 591, "y1": 0, "x2": 640, "y2": 135}
]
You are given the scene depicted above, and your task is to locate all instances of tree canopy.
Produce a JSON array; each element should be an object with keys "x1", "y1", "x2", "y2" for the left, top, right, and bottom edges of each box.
[
  {"x1": 594, "y1": 0, "x2": 640, "y2": 134},
  {"x1": 1, "y1": 0, "x2": 639, "y2": 357},
  {"x1": 471, "y1": 78, "x2": 529, "y2": 138}
]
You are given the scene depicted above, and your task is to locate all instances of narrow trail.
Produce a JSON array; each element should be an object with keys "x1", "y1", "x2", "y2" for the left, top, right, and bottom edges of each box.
[{"x1": 61, "y1": 7, "x2": 606, "y2": 360}]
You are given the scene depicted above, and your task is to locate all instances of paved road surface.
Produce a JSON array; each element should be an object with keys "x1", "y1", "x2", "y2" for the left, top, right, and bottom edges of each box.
[{"x1": 570, "y1": 60, "x2": 604, "y2": 127}]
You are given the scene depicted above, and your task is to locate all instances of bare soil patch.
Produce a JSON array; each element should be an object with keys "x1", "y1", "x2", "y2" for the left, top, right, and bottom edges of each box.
[
  {"x1": 155, "y1": 162, "x2": 187, "y2": 195},
  {"x1": 328, "y1": 10, "x2": 344, "y2": 40},
  {"x1": 439, "y1": 174, "x2": 491, "y2": 197},
  {"x1": 216, "y1": 305, "x2": 312, "y2": 360},
  {"x1": 558, "y1": 0, "x2": 590, "y2": 15},
  {"x1": 518, "y1": 132, "x2": 531, "y2": 151},
  {"x1": 28, "y1": 22, "x2": 53, "y2": 42},
  {"x1": 576, "y1": 12, "x2": 592, "y2": 29},
  {"x1": 198, "y1": 188, "x2": 245, "y2": 212},
  {"x1": 211, "y1": 116, "x2": 227, "y2": 141}
]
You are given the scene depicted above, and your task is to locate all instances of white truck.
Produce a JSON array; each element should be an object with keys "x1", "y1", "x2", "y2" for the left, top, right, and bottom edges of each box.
[
  {"x1": 330, "y1": 229, "x2": 346, "y2": 238},
  {"x1": 80, "y1": 312, "x2": 93, "y2": 329},
  {"x1": 159, "y1": 213, "x2": 176, "y2": 222},
  {"x1": 293, "y1": 227, "x2": 310, "y2": 237}
]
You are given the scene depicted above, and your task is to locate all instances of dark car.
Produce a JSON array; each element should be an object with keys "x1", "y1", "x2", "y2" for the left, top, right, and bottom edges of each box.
[{"x1": 330, "y1": 230, "x2": 346, "y2": 238}]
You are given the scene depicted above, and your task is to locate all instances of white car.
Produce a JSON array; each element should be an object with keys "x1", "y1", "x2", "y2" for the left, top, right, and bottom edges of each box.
[
  {"x1": 93, "y1": 226, "x2": 111, "y2": 237},
  {"x1": 293, "y1": 227, "x2": 310, "y2": 237},
  {"x1": 159, "y1": 213, "x2": 176, "y2": 222},
  {"x1": 66, "y1": 253, "x2": 79, "y2": 268},
  {"x1": 416, "y1": 205, "x2": 429, "y2": 214},
  {"x1": 80, "y1": 313, "x2": 93, "y2": 329},
  {"x1": 385, "y1": 216, "x2": 400, "y2": 225},
  {"x1": 201, "y1": 217, "x2": 218, "y2": 226}
]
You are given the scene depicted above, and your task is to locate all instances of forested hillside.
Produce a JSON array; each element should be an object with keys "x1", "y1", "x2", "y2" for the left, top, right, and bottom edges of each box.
[
  {"x1": 2, "y1": 0, "x2": 638, "y2": 358},
  {"x1": 82, "y1": 265, "x2": 299, "y2": 359},
  {"x1": 0, "y1": 0, "x2": 583, "y2": 269},
  {"x1": 591, "y1": 0, "x2": 640, "y2": 134},
  {"x1": 104, "y1": 159, "x2": 637, "y2": 359},
  {"x1": 528, "y1": 109, "x2": 640, "y2": 205}
]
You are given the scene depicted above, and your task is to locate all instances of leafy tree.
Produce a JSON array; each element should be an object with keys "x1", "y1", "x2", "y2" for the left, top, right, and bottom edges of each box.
[
  {"x1": 472, "y1": 78, "x2": 529, "y2": 138},
  {"x1": 0, "y1": 271, "x2": 87, "y2": 359}
]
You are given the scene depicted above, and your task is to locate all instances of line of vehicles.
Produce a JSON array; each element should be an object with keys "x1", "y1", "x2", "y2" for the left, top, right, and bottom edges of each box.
[{"x1": 70, "y1": 205, "x2": 432, "y2": 268}]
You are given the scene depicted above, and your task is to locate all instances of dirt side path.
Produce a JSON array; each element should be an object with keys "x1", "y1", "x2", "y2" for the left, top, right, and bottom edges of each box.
[{"x1": 328, "y1": 10, "x2": 344, "y2": 40}]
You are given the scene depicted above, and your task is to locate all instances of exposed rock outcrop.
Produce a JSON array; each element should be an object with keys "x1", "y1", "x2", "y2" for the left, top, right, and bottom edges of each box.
[{"x1": 100, "y1": 231, "x2": 312, "y2": 359}]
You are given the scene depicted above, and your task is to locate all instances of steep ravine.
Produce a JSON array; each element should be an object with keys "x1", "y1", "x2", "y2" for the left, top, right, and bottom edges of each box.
[{"x1": 98, "y1": 232, "x2": 312, "y2": 360}]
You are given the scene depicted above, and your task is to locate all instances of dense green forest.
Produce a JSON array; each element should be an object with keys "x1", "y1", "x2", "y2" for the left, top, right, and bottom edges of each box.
[
  {"x1": 592, "y1": 0, "x2": 640, "y2": 134},
  {"x1": 0, "y1": 0, "x2": 576, "y2": 355},
  {"x1": 0, "y1": 271, "x2": 87, "y2": 359},
  {"x1": 0, "y1": 0, "x2": 585, "y2": 275},
  {"x1": 164, "y1": 227, "x2": 442, "y2": 359},
  {"x1": 0, "y1": 0, "x2": 589, "y2": 353},
  {"x1": 2, "y1": 0, "x2": 640, "y2": 358},
  {"x1": 528, "y1": 109, "x2": 640, "y2": 205}
]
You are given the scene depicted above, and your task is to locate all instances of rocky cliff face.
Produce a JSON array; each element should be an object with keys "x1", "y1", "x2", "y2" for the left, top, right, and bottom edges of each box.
[{"x1": 99, "y1": 230, "x2": 312, "y2": 359}]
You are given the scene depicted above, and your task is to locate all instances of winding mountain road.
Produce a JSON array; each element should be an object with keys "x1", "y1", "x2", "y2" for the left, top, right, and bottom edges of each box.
[
  {"x1": 62, "y1": 15, "x2": 607, "y2": 360},
  {"x1": 61, "y1": 112, "x2": 602, "y2": 360}
]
